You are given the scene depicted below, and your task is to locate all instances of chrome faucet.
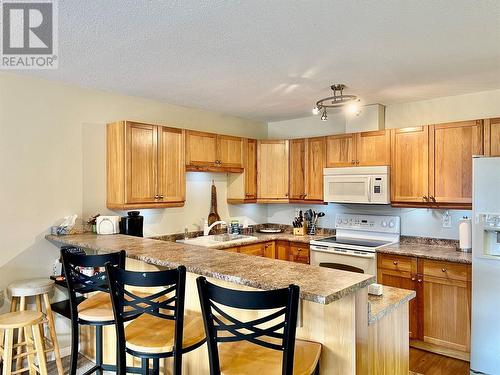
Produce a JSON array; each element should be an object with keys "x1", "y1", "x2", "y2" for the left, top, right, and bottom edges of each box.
[{"x1": 204, "y1": 220, "x2": 226, "y2": 236}]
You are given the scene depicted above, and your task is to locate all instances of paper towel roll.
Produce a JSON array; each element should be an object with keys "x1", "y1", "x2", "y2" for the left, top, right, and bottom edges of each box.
[{"x1": 459, "y1": 217, "x2": 472, "y2": 251}]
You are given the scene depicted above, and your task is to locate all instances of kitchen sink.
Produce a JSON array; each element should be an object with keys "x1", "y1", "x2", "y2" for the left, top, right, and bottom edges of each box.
[{"x1": 176, "y1": 234, "x2": 257, "y2": 247}]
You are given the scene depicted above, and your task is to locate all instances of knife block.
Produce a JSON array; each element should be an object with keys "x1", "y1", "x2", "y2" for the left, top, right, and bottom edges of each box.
[{"x1": 293, "y1": 225, "x2": 307, "y2": 236}]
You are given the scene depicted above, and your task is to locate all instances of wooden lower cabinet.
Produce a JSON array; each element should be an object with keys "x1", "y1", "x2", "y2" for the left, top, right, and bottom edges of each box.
[
  {"x1": 377, "y1": 255, "x2": 421, "y2": 340},
  {"x1": 377, "y1": 253, "x2": 471, "y2": 360},
  {"x1": 225, "y1": 240, "x2": 309, "y2": 264}
]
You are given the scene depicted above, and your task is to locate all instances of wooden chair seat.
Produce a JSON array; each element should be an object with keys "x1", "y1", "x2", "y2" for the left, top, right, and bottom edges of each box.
[
  {"x1": 125, "y1": 310, "x2": 205, "y2": 354},
  {"x1": 0, "y1": 311, "x2": 43, "y2": 329},
  {"x1": 77, "y1": 292, "x2": 114, "y2": 322},
  {"x1": 218, "y1": 339, "x2": 321, "y2": 375}
]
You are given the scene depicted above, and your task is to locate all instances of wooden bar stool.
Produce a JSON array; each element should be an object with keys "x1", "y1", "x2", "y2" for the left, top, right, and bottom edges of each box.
[
  {"x1": 6, "y1": 278, "x2": 63, "y2": 375},
  {"x1": 105, "y1": 264, "x2": 206, "y2": 375},
  {"x1": 196, "y1": 278, "x2": 322, "y2": 375},
  {"x1": 0, "y1": 311, "x2": 48, "y2": 375},
  {"x1": 60, "y1": 248, "x2": 127, "y2": 375}
]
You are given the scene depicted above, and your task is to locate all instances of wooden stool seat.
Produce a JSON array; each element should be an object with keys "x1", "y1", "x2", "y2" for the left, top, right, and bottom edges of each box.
[
  {"x1": 125, "y1": 310, "x2": 205, "y2": 354},
  {"x1": 0, "y1": 311, "x2": 43, "y2": 329},
  {"x1": 219, "y1": 339, "x2": 321, "y2": 375},
  {"x1": 77, "y1": 292, "x2": 114, "y2": 322},
  {"x1": 8, "y1": 279, "x2": 54, "y2": 298},
  {"x1": 0, "y1": 311, "x2": 48, "y2": 375}
]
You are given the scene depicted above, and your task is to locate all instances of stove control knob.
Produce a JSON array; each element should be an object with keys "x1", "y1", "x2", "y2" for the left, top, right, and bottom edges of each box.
[
  {"x1": 381, "y1": 221, "x2": 387, "y2": 228},
  {"x1": 337, "y1": 218, "x2": 342, "y2": 224},
  {"x1": 389, "y1": 220, "x2": 395, "y2": 228},
  {"x1": 343, "y1": 219, "x2": 348, "y2": 224}
]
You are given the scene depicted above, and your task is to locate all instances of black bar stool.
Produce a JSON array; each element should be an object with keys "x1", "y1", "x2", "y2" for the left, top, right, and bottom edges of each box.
[
  {"x1": 196, "y1": 277, "x2": 322, "y2": 375},
  {"x1": 105, "y1": 264, "x2": 206, "y2": 375},
  {"x1": 61, "y1": 248, "x2": 127, "y2": 375}
]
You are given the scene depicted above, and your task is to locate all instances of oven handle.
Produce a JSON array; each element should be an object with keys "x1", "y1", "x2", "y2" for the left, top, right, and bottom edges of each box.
[{"x1": 310, "y1": 245, "x2": 376, "y2": 259}]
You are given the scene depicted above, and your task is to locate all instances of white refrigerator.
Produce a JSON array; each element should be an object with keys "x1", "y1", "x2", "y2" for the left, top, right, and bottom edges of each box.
[{"x1": 471, "y1": 156, "x2": 500, "y2": 374}]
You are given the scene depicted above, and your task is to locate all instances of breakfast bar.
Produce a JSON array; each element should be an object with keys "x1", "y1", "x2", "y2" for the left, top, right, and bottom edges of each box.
[{"x1": 47, "y1": 233, "x2": 414, "y2": 374}]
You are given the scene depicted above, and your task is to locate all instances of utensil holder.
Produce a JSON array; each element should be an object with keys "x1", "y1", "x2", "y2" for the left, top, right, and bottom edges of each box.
[{"x1": 307, "y1": 223, "x2": 316, "y2": 235}]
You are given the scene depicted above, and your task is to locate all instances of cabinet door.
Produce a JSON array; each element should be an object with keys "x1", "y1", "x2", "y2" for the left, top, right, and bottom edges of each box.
[
  {"x1": 239, "y1": 243, "x2": 265, "y2": 257},
  {"x1": 185, "y1": 130, "x2": 217, "y2": 167},
  {"x1": 264, "y1": 242, "x2": 276, "y2": 259},
  {"x1": 355, "y1": 130, "x2": 390, "y2": 166},
  {"x1": 484, "y1": 118, "x2": 500, "y2": 156},
  {"x1": 158, "y1": 127, "x2": 185, "y2": 203},
  {"x1": 305, "y1": 137, "x2": 326, "y2": 201},
  {"x1": 390, "y1": 127, "x2": 429, "y2": 203},
  {"x1": 423, "y1": 275, "x2": 471, "y2": 352},
  {"x1": 377, "y1": 254, "x2": 421, "y2": 340},
  {"x1": 429, "y1": 120, "x2": 483, "y2": 204},
  {"x1": 289, "y1": 139, "x2": 306, "y2": 200},
  {"x1": 126, "y1": 122, "x2": 158, "y2": 204},
  {"x1": 218, "y1": 135, "x2": 244, "y2": 169},
  {"x1": 289, "y1": 243, "x2": 309, "y2": 264},
  {"x1": 244, "y1": 139, "x2": 258, "y2": 200},
  {"x1": 326, "y1": 133, "x2": 356, "y2": 167},
  {"x1": 257, "y1": 140, "x2": 289, "y2": 200},
  {"x1": 276, "y1": 241, "x2": 290, "y2": 261}
]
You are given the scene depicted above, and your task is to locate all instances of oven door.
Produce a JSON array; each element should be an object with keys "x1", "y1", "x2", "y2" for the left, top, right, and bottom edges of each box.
[
  {"x1": 310, "y1": 245, "x2": 377, "y2": 276},
  {"x1": 323, "y1": 175, "x2": 371, "y2": 203}
]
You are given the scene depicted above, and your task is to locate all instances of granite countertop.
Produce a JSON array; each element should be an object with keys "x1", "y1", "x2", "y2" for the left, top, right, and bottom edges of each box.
[
  {"x1": 379, "y1": 237, "x2": 472, "y2": 264},
  {"x1": 368, "y1": 285, "x2": 416, "y2": 325},
  {"x1": 46, "y1": 233, "x2": 374, "y2": 305}
]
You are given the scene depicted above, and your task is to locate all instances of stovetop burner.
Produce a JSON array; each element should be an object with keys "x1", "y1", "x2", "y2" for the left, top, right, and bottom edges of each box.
[{"x1": 315, "y1": 236, "x2": 393, "y2": 248}]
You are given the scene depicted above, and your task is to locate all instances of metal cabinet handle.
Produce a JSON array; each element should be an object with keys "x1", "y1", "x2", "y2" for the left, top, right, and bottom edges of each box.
[
  {"x1": 417, "y1": 278, "x2": 422, "y2": 283},
  {"x1": 411, "y1": 277, "x2": 416, "y2": 281},
  {"x1": 351, "y1": 160, "x2": 356, "y2": 165},
  {"x1": 441, "y1": 268, "x2": 447, "y2": 272},
  {"x1": 356, "y1": 160, "x2": 360, "y2": 165},
  {"x1": 423, "y1": 196, "x2": 428, "y2": 201},
  {"x1": 285, "y1": 193, "x2": 289, "y2": 197},
  {"x1": 159, "y1": 195, "x2": 164, "y2": 199},
  {"x1": 430, "y1": 196, "x2": 436, "y2": 202},
  {"x1": 154, "y1": 195, "x2": 159, "y2": 199},
  {"x1": 393, "y1": 261, "x2": 398, "y2": 265}
]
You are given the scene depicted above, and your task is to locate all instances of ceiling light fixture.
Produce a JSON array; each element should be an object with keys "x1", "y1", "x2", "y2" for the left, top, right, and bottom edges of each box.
[{"x1": 312, "y1": 84, "x2": 360, "y2": 120}]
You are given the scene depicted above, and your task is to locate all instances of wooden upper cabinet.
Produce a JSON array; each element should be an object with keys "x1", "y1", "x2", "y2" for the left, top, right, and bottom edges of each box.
[
  {"x1": 185, "y1": 130, "x2": 243, "y2": 172},
  {"x1": 227, "y1": 139, "x2": 257, "y2": 203},
  {"x1": 126, "y1": 122, "x2": 158, "y2": 204},
  {"x1": 305, "y1": 137, "x2": 326, "y2": 201},
  {"x1": 107, "y1": 121, "x2": 185, "y2": 209},
  {"x1": 356, "y1": 130, "x2": 390, "y2": 166},
  {"x1": 185, "y1": 130, "x2": 217, "y2": 167},
  {"x1": 218, "y1": 135, "x2": 244, "y2": 168},
  {"x1": 257, "y1": 140, "x2": 289, "y2": 200},
  {"x1": 289, "y1": 139, "x2": 306, "y2": 200},
  {"x1": 244, "y1": 139, "x2": 258, "y2": 200},
  {"x1": 390, "y1": 126, "x2": 429, "y2": 204},
  {"x1": 484, "y1": 118, "x2": 500, "y2": 156},
  {"x1": 158, "y1": 126, "x2": 185, "y2": 203},
  {"x1": 326, "y1": 133, "x2": 356, "y2": 167},
  {"x1": 429, "y1": 120, "x2": 483, "y2": 205}
]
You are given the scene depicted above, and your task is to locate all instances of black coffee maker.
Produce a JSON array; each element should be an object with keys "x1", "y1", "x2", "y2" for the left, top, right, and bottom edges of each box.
[{"x1": 120, "y1": 211, "x2": 143, "y2": 237}]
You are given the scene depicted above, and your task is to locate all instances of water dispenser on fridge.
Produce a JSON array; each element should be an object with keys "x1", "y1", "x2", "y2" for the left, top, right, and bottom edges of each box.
[{"x1": 474, "y1": 213, "x2": 500, "y2": 259}]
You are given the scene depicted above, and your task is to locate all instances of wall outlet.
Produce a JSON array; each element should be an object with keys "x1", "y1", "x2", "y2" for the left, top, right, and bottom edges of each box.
[{"x1": 442, "y1": 211, "x2": 452, "y2": 228}]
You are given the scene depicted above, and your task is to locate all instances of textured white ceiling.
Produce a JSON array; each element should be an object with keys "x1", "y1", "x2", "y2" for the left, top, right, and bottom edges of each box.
[{"x1": 24, "y1": 0, "x2": 500, "y2": 121}]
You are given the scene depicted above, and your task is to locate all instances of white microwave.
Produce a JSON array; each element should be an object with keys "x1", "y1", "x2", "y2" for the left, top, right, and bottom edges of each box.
[{"x1": 323, "y1": 166, "x2": 390, "y2": 204}]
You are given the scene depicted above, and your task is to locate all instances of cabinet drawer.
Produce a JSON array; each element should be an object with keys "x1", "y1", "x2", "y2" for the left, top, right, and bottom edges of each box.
[
  {"x1": 377, "y1": 254, "x2": 416, "y2": 273},
  {"x1": 290, "y1": 243, "x2": 309, "y2": 264},
  {"x1": 422, "y1": 259, "x2": 470, "y2": 282}
]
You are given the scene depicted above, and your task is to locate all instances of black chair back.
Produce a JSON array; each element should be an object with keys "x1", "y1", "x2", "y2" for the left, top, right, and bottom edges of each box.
[
  {"x1": 60, "y1": 247, "x2": 126, "y2": 323},
  {"x1": 319, "y1": 262, "x2": 365, "y2": 274},
  {"x1": 105, "y1": 264, "x2": 187, "y2": 375},
  {"x1": 196, "y1": 277, "x2": 300, "y2": 375}
]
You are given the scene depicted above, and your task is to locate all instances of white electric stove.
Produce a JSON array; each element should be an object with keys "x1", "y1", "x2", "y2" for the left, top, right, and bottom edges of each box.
[{"x1": 310, "y1": 214, "x2": 400, "y2": 276}]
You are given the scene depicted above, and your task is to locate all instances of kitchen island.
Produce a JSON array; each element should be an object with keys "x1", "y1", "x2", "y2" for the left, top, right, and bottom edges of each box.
[{"x1": 47, "y1": 233, "x2": 414, "y2": 374}]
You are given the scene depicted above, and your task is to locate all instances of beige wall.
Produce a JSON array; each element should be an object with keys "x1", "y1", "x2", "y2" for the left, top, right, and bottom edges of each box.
[{"x1": 0, "y1": 72, "x2": 267, "y2": 326}]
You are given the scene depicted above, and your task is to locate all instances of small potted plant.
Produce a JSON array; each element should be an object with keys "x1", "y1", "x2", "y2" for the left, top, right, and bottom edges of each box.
[{"x1": 87, "y1": 214, "x2": 100, "y2": 233}]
